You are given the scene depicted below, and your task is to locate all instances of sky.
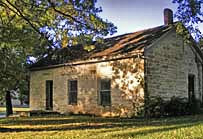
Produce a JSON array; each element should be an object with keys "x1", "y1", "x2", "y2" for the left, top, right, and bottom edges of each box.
[{"x1": 97, "y1": 0, "x2": 203, "y2": 37}]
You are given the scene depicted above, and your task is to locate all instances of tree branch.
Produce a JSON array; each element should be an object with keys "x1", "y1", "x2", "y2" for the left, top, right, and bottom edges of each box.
[
  {"x1": 5, "y1": 0, "x2": 42, "y2": 36},
  {"x1": 47, "y1": 0, "x2": 97, "y2": 32},
  {"x1": 3, "y1": 0, "x2": 52, "y2": 46},
  {"x1": 47, "y1": 0, "x2": 83, "y2": 24}
]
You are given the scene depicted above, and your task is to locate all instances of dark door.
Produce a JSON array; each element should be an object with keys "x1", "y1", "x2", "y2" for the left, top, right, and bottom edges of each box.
[
  {"x1": 46, "y1": 80, "x2": 53, "y2": 110},
  {"x1": 188, "y1": 75, "x2": 195, "y2": 103}
]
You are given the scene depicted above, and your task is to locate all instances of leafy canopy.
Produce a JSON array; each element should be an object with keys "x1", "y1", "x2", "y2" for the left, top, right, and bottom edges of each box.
[
  {"x1": 172, "y1": 0, "x2": 203, "y2": 40},
  {"x1": 0, "y1": 0, "x2": 117, "y2": 48}
]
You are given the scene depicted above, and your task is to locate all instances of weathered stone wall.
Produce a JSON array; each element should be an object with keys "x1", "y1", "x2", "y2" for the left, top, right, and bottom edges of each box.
[
  {"x1": 30, "y1": 57, "x2": 144, "y2": 117},
  {"x1": 30, "y1": 27, "x2": 203, "y2": 117},
  {"x1": 145, "y1": 28, "x2": 203, "y2": 101}
]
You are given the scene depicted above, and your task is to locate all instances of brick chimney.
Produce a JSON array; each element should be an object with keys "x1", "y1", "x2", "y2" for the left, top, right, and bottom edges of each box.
[{"x1": 164, "y1": 8, "x2": 173, "y2": 25}]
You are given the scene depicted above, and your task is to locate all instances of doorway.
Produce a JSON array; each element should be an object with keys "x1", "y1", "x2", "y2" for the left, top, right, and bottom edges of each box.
[
  {"x1": 46, "y1": 80, "x2": 53, "y2": 110},
  {"x1": 188, "y1": 75, "x2": 195, "y2": 103}
]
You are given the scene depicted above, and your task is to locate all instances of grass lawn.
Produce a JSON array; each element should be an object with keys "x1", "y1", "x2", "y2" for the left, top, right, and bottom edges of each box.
[
  {"x1": 0, "y1": 107, "x2": 30, "y2": 112},
  {"x1": 0, "y1": 107, "x2": 30, "y2": 116},
  {"x1": 1, "y1": 115, "x2": 203, "y2": 139}
]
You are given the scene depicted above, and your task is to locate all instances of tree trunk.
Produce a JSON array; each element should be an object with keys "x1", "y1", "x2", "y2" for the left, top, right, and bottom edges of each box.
[{"x1": 5, "y1": 91, "x2": 13, "y2": 117}]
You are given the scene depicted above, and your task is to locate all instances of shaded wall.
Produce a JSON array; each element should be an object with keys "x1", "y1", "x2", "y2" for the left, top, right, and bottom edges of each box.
[{"x1": 145, "y1": 29, "x2": 202, "y2": 101}]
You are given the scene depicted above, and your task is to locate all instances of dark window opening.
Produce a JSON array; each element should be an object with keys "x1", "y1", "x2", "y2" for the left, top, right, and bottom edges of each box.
[
  {"x1": 188, "y1": 75, "x2": 195, "y2": 103},
  {"x1": 68, "y1": 80, "x2": 78, "y2": 105},
  {"x1": 46, "y1": 80, "x2": 53, "y2": 110},
  {"x1": 100, "y1": 79, "x2": 111, "y2": 106}
]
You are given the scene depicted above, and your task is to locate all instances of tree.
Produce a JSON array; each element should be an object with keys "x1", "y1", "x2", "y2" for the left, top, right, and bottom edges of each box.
[
  {"x1": 0, "y1": 4, "x2": 48, "y2": 116},
  {"x1": 0, "y1": 0, "x2": 117, "y2": 116},
  {"x1": 172, "y1": 0, "x2": 203, "y2": 40},
  {"x1": 0, "y1": 0, "x2": 117, "y2": 47},
  {"x1": 0, "y1": 24, "x2": 48, "y2": 116}
]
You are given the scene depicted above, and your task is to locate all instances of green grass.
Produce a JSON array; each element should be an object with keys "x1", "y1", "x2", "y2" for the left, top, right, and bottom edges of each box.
[
  {"x1": 0, "y1": 107, "x2": 30, "y2": 112},
  {"x1": 1, "y1": 115, "x2": 203, "y2": 139}
]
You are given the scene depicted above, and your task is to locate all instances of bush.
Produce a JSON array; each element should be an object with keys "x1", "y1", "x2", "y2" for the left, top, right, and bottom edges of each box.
[
  {"x1": 164, "y1": 97, "x2": 189, "y2": 116},
  {"x1": 145, "y1": 96, "x2": 200, "y2": 118},
  {"x1": 145, "y1": 96, "x2": 165, "y2": 118},
  {"x1": 188, "y1": 98, "x2": 201, "y2": 115}
]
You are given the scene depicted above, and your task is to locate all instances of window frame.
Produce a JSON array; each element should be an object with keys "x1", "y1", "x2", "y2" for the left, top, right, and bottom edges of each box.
[
  {"x1": 68, "y1": 80, "x2": 78, "y2": 105},
  {"x1": 188, "y1": 74, "x2": 195, "y2": 103},
  {"x1": 99, "y1": 79, "x2": 111, "y2": 106}
]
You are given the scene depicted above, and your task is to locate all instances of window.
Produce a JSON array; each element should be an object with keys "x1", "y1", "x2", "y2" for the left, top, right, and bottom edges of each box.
[
  {"x1": 68, "y1": 80, "x2": 78, "y2": 105},
  {"x1": 100, "y1": 79, "x2": 111, "y2": 106}
]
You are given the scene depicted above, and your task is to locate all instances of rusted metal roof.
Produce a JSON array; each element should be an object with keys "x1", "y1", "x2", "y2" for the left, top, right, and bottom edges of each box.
[
  {"x1": 90, "y1": 25, "x2": 172, "y2": 58},
  {"x1": 30, "y1": 24, "x2": 173, "y2": 69}
]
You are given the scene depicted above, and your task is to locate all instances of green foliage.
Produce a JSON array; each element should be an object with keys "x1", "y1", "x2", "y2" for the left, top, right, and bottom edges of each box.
[
  {"x1": 164, "y1": 97, "x2": 190, "y2": 116},
  {"x1": 145, "y1": 96, "x2": 165, "y2": 118},
  {"x1": 188, "y1": 95, "x2": 201, "y2": 114},
  {"x1": 0, "y1": 21, "x2": 43, "y2": 102},
  {"x1": 175, "y1": 22, "x2": 192, "y2": 44},
  {"x1": 0, "y1": 2, "x2": 49, "y2": 106},
  {"x1": 0, "y1": 0, "x2": 117, "y2": 48},
  {"x1": 172, "y1": 0, "x2": 203, "y2": 39},
  {"x1": 146, "y1": 96, "x2": 200, "y2": 118},
  {"x1": 198, "y1": 37, "x2": 203, "y2": 48}
]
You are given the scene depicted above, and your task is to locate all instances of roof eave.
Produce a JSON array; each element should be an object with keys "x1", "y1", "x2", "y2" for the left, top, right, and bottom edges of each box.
[{"x1": 29, "y1": 53, "x2": 144, "y2": 71}]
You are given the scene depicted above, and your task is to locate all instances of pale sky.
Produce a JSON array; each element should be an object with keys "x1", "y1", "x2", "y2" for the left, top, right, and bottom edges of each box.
[{"x1": 97, "y1": 0, "x2": 203, "y2": 37}]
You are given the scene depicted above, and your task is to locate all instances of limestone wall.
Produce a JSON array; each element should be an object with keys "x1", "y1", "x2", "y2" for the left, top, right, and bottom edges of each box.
[
  {"x1": 30, "y1": 57, "x2": 145, "y2": 117},
  {"x1": 145, "y1": 28, "x2": 203, "y2": 101},
  {"x1": 30, "y1": 28, "x2": 203, "y2": 117}
]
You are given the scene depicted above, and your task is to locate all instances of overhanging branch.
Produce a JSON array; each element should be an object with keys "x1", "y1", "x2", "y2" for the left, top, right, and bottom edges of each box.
[
  {"x1": 3, "y1": 0, "x2": 52, "y2": 46},
  {"x1": 5, "y1": 0, "x2": 43, "y2": 36},
  {"x1": 47, "y1": 0, "x2": 98, "y2": 32}
]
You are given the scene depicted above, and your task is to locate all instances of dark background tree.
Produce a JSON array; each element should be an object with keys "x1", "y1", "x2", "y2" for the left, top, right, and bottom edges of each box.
[
  {"x1": 172, "y1": 0, "x2": 203, "y2": 40},
  {"x1": 0, "y1": 24, "x2": 47, "y2": 116}
]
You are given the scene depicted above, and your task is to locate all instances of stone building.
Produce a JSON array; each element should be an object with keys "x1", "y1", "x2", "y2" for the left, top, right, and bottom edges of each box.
[{"x1": 29, "y1": 9, "x2": 203, "y2": 117}]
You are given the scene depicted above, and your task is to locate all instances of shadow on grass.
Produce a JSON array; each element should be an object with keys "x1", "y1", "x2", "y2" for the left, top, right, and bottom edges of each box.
[
  {"x1": 0, "y1": 115, "x2": 203, "y2": 133},
  {"x1": 0, "y1": 122, "x2": 200, "y2": 136},
  {"x1": 0, "y1": 116, "x2": 125, "y2": 125},
  {"x1": 1, "y1": 115, "x2": 202, "y2": 126},
  {"x1": 0, "y1": 122, "x2": 199, "y2": 133},
  {"x1": 111, "y1": 123, "x2": 200, "y2": 138}
]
